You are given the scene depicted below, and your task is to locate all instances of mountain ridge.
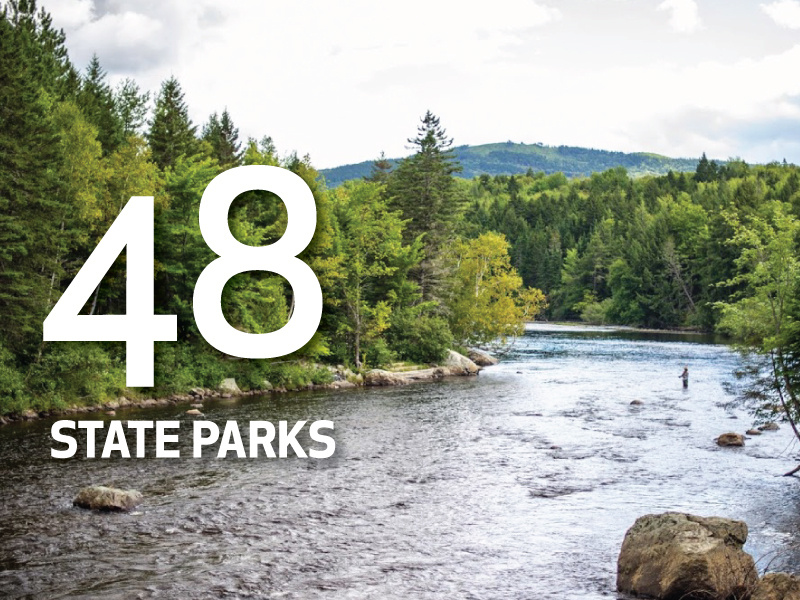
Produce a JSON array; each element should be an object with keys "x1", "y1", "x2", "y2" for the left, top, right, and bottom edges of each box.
[{"x1": 319, "y1": 141, "x2": 705, "y2": 187}]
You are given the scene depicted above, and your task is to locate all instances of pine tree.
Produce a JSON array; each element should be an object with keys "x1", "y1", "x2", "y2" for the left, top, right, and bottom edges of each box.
[
  {"x1": 114, "y1": 77, "x2": 150, "y2": 136},
  {"x1": 0, "y1": 8, "x2": 64, "y2": 355},
  {"x1": 386, "y1": 111, "x2": 464, "y2": 299},
  {"x1": 365, "y1": 151, "x2": 393, "y2": 184},
  {"x1": 77, "y1": 55, "x2": 124, "y2": 154},
  {"x1": 147, "y1": 76, "x2": 197, "y2": 170},
  {"x1": 201, "y1": 108, "x2": 242, "y2": 168},
  {"x1": 695, "y1": 152, "x2": 718, "y2": 183},
  {"x1": 4, "y1": 0, "x2": 73, "y2": 97}
]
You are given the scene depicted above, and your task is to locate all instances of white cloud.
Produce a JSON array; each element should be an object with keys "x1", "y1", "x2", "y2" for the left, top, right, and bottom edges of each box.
[
  {"x1": 761, "y1": 0, "x2": 800, "y2": 29},
  {"x1": 43, "y1": 1, "x2": 800, "y2": 166},
  {"x1": 45, "y1": 0, "x2": 93, "y2": 28},
  {"x1": 657, "y1": 0, "x2": 703, "y2": 33}
]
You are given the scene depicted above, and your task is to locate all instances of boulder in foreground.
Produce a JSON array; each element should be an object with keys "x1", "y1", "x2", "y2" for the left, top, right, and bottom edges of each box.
[
  {"x1": 73, "y1": 485, "x2": 143, "y2": 511},
  {"x1": 751, "y1": 573, "x2": 800, "y2": 600},
  {"x1": 716, "y1": 432, "x2": 745, "y2": 447},
  {"x1": 617, "y1": 512, "x2": 757, "y2": 600}
]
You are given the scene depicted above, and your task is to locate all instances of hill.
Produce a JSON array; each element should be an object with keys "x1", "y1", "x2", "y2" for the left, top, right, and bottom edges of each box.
[{"x1": 319, "y1": 142, "x2": 703, "y2": 187}]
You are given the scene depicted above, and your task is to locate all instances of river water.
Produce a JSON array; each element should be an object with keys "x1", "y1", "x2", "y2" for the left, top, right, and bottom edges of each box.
[{"x1": 1, "y1": 324, "x2": 799, "y2": 599}]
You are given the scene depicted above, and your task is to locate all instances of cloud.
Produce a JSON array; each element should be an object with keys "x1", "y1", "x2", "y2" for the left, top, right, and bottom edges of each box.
[
  {"x1": 43, "y1": 1, "x2": 800, "y2": 166},
  {"x1": 657, "y1": 0, "x2": 703, "y2": 33},
  {"x1": 761, "y1": 0, "x2": 800, "y2": 29}
]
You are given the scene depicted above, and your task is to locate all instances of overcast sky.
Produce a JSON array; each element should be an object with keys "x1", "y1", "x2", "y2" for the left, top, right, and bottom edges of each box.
[{"x1": 45, "y1": 0, "x2": 800, "y2": 168}]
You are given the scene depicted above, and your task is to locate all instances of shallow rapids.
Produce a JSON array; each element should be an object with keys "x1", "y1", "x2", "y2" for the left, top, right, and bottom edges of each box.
[{"x1": 1, "y1": 324, "x2": 799, "y2": 599}]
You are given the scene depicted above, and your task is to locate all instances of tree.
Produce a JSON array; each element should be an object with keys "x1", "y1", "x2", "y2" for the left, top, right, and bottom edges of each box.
[
  {"x1": 202, "y1": 108, "x2": 243, "y2": 168},
  {"x1": 329, "y1": 180, "x2": 413, "y2": 368},
  {"x1": 114, "y1": 78, "x2": 150, "y2": 136},
  {"x1": 365, "y1": 151, "x2": 393, "y2": 184},
  {"x1": 147, "y1": 76, "x2": 197, "y2": 170},
  {"x1": 445, "y1": 232, "x2": 546, "y2": 346},
  {"x1": 386, "y1": 111, "x2": 465, "y2": 300},
  {"x1": 716, "y1": 202, "x2": 800, "y2": 473},
  {"x1": 0, "y1": 8, "x2": 63, "y2": 355},
  {"x1": 76, "y1": 55, "x2": 124, "y2": 154}
]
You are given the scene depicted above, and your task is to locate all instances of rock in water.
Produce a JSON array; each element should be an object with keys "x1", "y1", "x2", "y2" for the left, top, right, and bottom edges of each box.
[
  {"x1": 751, "y1": 573, "x2": 800, "y2": 600},
  {"x1": 186, "y1": 409, "x2": 203, "y2": 415},
  {"x1": 746, "y1": 429, "x2": 762, "y2": 436},
  {"x1": 73, "y1": 486, "x2": 143, "y2": 512},
  {"x1": 467, "y1": 348, "x2": 499, "y2": 367},
  {"x1": 218, "y1": 378, "x2": 241, "y2": 395},
  {"x1": 759, "y1": 422, "x2": 780, "y2": 431},
  {"x1": 444, "y1": 350, "x2": 480, "y2": 375},
  {"x1": 716, "y1": 432, "x2": 745, "y2": 447},
  {"x1": 630, "y1": 400, "x2": 644, "y2": 405},
  {"x1": 617, "y1": 512, "x2": 757, "y2": 600}
]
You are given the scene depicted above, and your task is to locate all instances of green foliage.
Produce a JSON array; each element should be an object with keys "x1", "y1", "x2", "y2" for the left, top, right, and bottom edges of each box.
[
  {"x1": 386, "y1": 111, "x2": 465, "y2": 300},
  {"x1": 387, "y1": 306, "x2": 452, "y2": 364},
  {"x1": 445, "y1": 232, "x2": 546, "y2": 345},
  {"x1": 202, "y1": 109, "x2": 243, "y2": 168},
  {"x1": 147, "y1": 76, "x2": 197, "y2": 170}
]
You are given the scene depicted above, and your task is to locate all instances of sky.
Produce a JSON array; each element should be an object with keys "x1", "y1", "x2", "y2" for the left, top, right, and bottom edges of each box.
[{"x1": 45, "y1": 0, "x2": 800, "y2": 169}]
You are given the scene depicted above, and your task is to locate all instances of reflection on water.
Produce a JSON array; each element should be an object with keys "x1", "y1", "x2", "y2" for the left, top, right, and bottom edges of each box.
[{"x1": 1, "y1": 324, "x2": 799, "y2": 599}]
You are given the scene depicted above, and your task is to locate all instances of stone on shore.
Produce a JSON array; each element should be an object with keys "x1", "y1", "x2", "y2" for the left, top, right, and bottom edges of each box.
[
  {"x1": 751, "y1": 573, "x2": 800, "y2": 600},
  {"x1": 219, "y1": 378, "x2": 241, "y2": 395},
  {"x1": 73, "y1": 486, "x2": 143, "y2": 512},
  {"x1": 468, "y1": 348, "x2": 499, "y2": 367},
  {"x1": 617, "y1": 512, "x2": 757, "y2": 600},
  {"x1": 716, "y1": 432, "x2": 745, "y2": 447},
  {"x1": 364, "y1": 369, "x2": 407, "y2": 386},
  {"x1": 444, "y1": 350, "x2": 480, "y2": 375}
]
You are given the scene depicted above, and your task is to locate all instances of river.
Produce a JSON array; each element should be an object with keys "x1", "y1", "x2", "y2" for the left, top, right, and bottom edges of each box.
[{"x1": 1, "y1": 323, "x2": 799, "y2": 599}]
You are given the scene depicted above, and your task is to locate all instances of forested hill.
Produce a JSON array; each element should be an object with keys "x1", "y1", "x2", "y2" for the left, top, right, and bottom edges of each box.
[{"x1": 320, "y1": 142, "x2": 703, "y2": 186}]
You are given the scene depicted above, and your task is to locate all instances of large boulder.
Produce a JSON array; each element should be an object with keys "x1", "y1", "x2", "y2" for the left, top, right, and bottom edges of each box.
[
  {"x1": 73, "y1": 486, "x2": 143, "y2": 512},
  {"x1": 751, "y1": 573, "x2": 800, "y2": 600},
  {"x1": 617, "y1": 512, "x2": 757, "y2": 600},
  {"x1": 219, "y1": 378, "x2": 241, "y2": 395},
  {"x1": 468, "y1": 348, "x2": 499, "y2": 367},
  {"x1": 717, "y1": 433, "x2": 745, "y2": 447},
  {"x1": 444, "y1": 350, "x2": 480, "y2": 375}
]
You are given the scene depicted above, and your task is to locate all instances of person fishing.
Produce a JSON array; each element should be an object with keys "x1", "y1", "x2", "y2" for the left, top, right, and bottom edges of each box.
[{"x1": 679, "y1": 366, "x2": 689, "y2": 388}]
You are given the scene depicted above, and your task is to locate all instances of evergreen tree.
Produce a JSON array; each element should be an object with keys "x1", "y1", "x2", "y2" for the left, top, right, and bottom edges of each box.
[
  {"x1": 365, "y1": 151, "x2": 393, "y2": 184},
  {"x1": 0, "y1": 8, "x2": 63, "y2": 355},
  {"x1": 147, "y1": 76, "x2": 197, "y2": 170},
  {"x1": 77, "y1": 55, "x2": 124, "y2": 154},
  {"x1": 202, "y1": 108, "x2": 242, "y2": 168},
  {"x1": 386, "y1": 111, "x2": 464, "y2": 299},
  {"x1": 695, "y1": 152, "x2": 718, "y2": 183},
  {"x1": 4, "y1": 0, "x2": 73, "y2": 97},
  {"x1": 114, "y1": 77, "x2": 150, "y2": 136}
]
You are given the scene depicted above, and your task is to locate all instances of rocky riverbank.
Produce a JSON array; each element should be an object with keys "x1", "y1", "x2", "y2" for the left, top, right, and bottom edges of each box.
[{"x1": 0, "y1": 349, "x2": 490, "y2": 427}]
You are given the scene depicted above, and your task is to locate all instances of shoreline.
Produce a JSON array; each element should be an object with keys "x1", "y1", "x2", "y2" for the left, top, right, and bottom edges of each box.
[
  {"x1": 529, "y1": 320, "x2": 721, "y2": 337},
  {"x1": 0, "y1": 351, "x2": 486, "y2": 427}
]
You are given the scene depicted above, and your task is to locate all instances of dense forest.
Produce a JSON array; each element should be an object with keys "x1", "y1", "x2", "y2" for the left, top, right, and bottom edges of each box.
[
  {"x1": 0, "y1": 2, "x2": 542, "y2": 415},
  {"x1": 321, "y1": 143, "x2": 702, "y2": 186},
  {"x1": 2, "y1": 1, "x2": 799, "y2": 438}
]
